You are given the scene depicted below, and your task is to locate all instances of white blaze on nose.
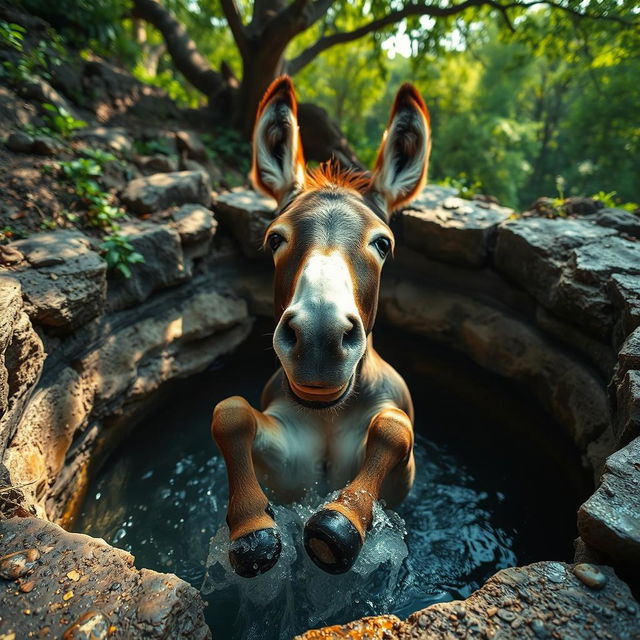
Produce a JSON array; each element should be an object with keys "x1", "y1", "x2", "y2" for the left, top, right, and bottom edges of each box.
[{"x1": 289, "y1": 250, "x2": 359, "y2": 321}]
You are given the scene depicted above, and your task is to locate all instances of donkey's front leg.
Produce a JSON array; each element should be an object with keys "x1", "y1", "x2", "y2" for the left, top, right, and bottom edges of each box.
[
  {"x1": 304, "y1": 407, "x2": 414, "y2": 574},
  {"x1": 211, "y1": 395, "x2": 281, "y2": 578}
]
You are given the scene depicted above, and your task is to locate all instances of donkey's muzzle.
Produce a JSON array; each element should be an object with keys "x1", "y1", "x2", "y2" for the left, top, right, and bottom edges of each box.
[{"x1": 273, "y1": 306, "x2": 366, "y2": 394}]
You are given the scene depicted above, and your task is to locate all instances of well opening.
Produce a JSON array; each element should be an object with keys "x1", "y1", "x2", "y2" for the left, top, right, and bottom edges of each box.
[{"x1": 74, "y1": 320, "x2": 591, "y2": 639}]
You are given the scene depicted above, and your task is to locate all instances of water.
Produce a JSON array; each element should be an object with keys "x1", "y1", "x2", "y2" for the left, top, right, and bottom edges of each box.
[{"x1": 75, "y1": 325, "x2": 589, "y2": 639}]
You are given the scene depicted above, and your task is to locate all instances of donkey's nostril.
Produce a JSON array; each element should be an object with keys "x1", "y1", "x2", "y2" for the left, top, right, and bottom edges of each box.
[
  {"x1": 281, "y1": 315, "x2": 298, "y2": 348},
  {"x1": 342, "y1": 316, "x2": 363, "y2": 349}
]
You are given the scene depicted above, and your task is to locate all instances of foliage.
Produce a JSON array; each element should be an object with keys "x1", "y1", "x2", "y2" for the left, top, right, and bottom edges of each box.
[
  {"x1": 20, "y1": 0, "x2": 132, "y2": 50},
  {"x1": 53, "y1": 150, "x2": 145, "y2": 277},
  {"x1": 42, "y1": 103, "x2": 87, "y2": 137},
  {"x1": 55, "y1": 156, "x2": 125, "y2": 230},
  {"x1": 201, "y1": 129, "x2": 251, "y2": 176},
  {"x1": 0, "y1": 21, "x2": 25, "y2": 51},
  {"x1": 0, "y1": 28, "x2": 51, "y2": 84},
  {"x1": 133, "y1": 137, "x2": 175, "y2": 156},
  {"x1": 99, "y1": 233, "x2": 145, "y2": 278}
]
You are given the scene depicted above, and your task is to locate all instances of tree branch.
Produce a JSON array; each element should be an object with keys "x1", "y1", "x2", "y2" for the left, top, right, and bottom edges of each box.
[
  {"x1": 220, "y1": 0, "x2": 249, "y2": 59},
  {"x1": 131, "y1": 0, "x2": 225, "y2": 97},
  {"x1": 286, "y1": 0, "x2": 636, "y2": 75}
]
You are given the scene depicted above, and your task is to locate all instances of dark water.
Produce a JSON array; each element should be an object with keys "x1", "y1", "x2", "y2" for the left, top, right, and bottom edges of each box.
[{"x1": 75, "y1": 324, "x2": 589, "y2": 639}]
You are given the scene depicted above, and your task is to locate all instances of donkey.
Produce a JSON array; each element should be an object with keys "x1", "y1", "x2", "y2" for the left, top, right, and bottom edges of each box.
[{"x1": 212, "y1": 75, "x2": 431, "y2": 577}]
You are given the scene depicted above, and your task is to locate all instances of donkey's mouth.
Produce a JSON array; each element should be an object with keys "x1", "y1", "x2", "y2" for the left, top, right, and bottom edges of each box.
[{"x1": 288, "y1": 379, "x2": 352, "y2": 405}]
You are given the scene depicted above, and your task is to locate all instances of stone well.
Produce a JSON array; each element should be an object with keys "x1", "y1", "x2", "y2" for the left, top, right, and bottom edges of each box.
[{"x1": 1, "y1": 184, "x2": 638, "y2": 639}]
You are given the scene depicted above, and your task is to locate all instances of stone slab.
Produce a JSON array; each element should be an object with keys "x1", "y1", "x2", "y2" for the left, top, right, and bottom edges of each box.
[
  {"x1": 0, "y1": 517, "x2": 210, "y2": 640},
  {"x1": 212, "y1": 188, "x2": 276, "y2": 259},
  {"x1": 6, "y1": 231, "x2": 107, "y2": 333},
  {"x1": 578, "y1": 437, "x2": 640, "y2": 572},
  {"x1": 297, "y1": 562, "x2": 639, "y2": 640},
  {"x1": 121, "y1": 171, "x2": 212, "y2": 214},
  {"x1": 398, "y1": 188, "x2": 512, "y2": 267}
]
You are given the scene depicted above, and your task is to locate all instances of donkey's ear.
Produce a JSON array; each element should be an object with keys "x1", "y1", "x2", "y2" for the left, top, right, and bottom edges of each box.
[
  {"x1": 250, "y1": 75, "x2": 306, "y2": 205},
  {"x1": 369, "y1": 84, "x2": 431, "y2": 216}
]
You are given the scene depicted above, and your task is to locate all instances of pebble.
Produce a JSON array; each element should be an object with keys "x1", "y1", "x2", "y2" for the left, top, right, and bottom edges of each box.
[
  {"x1": 497, "y1": 609, "x2": 516, "y2": 622},
  {"x1": 6, "y1": 131, "x2": 34, "y2": 153},
  {"x1": 0, "y1": 245, "x2": 24, "y2": 266},
  {"x1": 0, "y1": 549, "x2": 40, "y2": 579},
  {"x1": 530, "y1": 619, "x2": 547, "y2": 637},
  {"x1": 417, "y1": 614, "x2": 428, "y2": 628},
  {"x1": 62, "y1": 611, "x2": 109, "y2": 640},
  {"x1": 572, "y1": 563, "x2": 607, "y2": 590},
  {"x1": 33, "y1": 136, "x2": 64, "y2": 156}
]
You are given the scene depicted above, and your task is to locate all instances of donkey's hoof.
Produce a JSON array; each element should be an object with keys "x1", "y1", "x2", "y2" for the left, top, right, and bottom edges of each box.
[
  {"x1": 229, "y1": 528, "x2": 282, "y2": 578},
  {"x1": 304, "y1": 509, "x2": 363, "y2": 574}
]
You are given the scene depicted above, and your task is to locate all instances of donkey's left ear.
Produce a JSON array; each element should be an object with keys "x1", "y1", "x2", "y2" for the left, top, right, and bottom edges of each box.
[
  {"x1": 250, "y1": 75, "x2": 306, "y2": 206},
  {"x1": 369, "y1": 84, "x2": 431, "y2": 216}
]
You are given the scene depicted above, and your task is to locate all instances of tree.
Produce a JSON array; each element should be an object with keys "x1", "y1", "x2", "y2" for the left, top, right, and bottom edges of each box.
[{"x1": 130, "y1": 0, "x2": 638, "y2": 162}]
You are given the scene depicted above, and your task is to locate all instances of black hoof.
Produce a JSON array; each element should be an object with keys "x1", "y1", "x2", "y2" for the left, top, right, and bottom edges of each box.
[
  {"x1": 229, "y1": 528, "x2": 282, "y2": 578},
  {"x1": 304, "y1": 509, "x2": 363, "y2": 574}
]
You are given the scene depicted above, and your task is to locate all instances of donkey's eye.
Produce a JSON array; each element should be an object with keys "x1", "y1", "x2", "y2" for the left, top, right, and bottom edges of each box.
[
  {"x1": 372, "y1": 236, "x2": 391, "y2": 259},
  {"x1": 267, "y1": 233, "x2": 285, "y2": 252}
]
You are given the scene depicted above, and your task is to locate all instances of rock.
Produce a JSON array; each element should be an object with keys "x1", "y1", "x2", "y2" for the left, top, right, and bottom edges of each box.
[
  {"x1": 0, "y1": 517, "x2": 211, "y2": 640},
  {"x1": 380, "y1": 279, "x2": 610, "y2": 451},
  {"x1": 21, "y1": 78, "x2": 80, "y2": 120},
  {"x1": 610, "y1": 273, "x2": 640, "y2": 338},
  {"x1": 5, "y1": 272, "x2": 251, "y2": 521},
  {"x1": 614, "y1": 370, "x2": 640, "y2": 447},
  {"x1": 106, "y1": 222, "x2": 186, "y2": 312},
  {"x1": 494, "y1": 217, "x2": 616, "y2": 310},
  {"x1": 6, "y1": 130, "x2": 34, "y2": 153},
  {"x1": 572, "y1": 563, "x2": 607, "y2": 589},
  {"x1": 75, "y1": 126, "x2": 133, "y2": 155},
  {"x1": 0, "y1": 548, "x2": 40, "y2": 579},
  {"x1": 175, "y1": 130, "x2": 208, "y2": 164},
  {"x1": 578, "y1": 437, "x2": 640, "y2": 572},
  {"x1": 32, "y1": 135, "x2": 64, "y2": 156},
  {"x1": 171, "y1": 204, "x2": 216, "y2": 262},
  {"x1": 121, "y1": 170, "x2": 212, "y2": 214},
  {"x1": 137, "y1": 153, "x2": 178, "y2": 174},
  {"x1": 213, "y1": 187, "x2": 276, "y2": 259},
  {"x1": 63, "y1": 611, "x2": 109, "y2": 640},
  {"x1": 295, "y1": 615, "x2": 401, "y2": 639},
  {"x1": 588, "y1": 208, "x2": 640, "y2": 239},
  {"x1": 7, "y1": 231, "x2": 107, "y2": 333},
  {"x1": 0, "y1": 245, "x2": 24, "y2": 266},
  {"x1": 0, "y1": 278, "x2": 44, "y2": 453},
  {"x1": 0, "y1": 86, "x2": 38, "y2": 137},
  {"x1": 298, "y1": 562, "x2": 638, "y2": 640},
  {"x1": 549, "y1": 235, "x2": 640, "y2": 339},
  {"x1": 563, "y1": 196, "x2": 605, "y2": 215},
  {"x1": 10, "y1": 230, "x2": 90, "y2": 268},
  {"x1": 398, "y1": 187, "x2": 513, "y2": 267}
]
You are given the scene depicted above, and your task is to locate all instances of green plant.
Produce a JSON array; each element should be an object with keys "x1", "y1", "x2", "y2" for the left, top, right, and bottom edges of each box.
[
  {"x1": 81, "y1": 148, "x2": 117, "y2": 164},
  {"x1": 201, "y1": 129, "x2": 251, "y2": 176},
  {"x1": 0, "y1": 21, "x2": 25, "y2": 51},
  {"x1": 40, "y1": 218, "x2": 58, "y2": 230},
  {"x1": 99, "y1": 233, "x2": 144, "y2": 278},
  {"x1": 133, "y1": 138, "x2": 175, "y2": 157},
  {"x1": 591, "y1": 190, "x2": 638, "y2": 213},
  {"x1": 42, "y1": 103, "x2": 86, "y2": 138},
  {"x1": 56, "y1": 157, "x2": 125, "y2": 229},
  {"x1": 438, "y1": 175, "x2": 485, "y2": 200},
  {"x1": 0, "y1": 28, "x2": 55, "y2": 85}
]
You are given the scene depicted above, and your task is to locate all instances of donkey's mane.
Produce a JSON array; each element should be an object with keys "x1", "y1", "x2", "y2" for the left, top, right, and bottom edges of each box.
[{"x1": 305, "y1": 161, "x2": 370, "y2": 193}]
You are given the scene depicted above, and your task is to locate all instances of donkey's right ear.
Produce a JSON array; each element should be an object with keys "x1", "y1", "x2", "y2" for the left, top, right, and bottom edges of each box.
[{"x1": 250, "y1": 76, "x2": 306, "y2": 206}]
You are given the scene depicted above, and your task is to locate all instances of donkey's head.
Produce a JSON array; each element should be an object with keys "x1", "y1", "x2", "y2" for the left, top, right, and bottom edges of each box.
[{"x1": 251, "y1": 76, "x2": 431, "y2": 406}]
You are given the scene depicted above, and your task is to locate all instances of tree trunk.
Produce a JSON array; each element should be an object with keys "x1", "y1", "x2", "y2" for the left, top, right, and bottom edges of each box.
[{"x1": 235, "y1": 41, "x2": 288, "y2": 137}]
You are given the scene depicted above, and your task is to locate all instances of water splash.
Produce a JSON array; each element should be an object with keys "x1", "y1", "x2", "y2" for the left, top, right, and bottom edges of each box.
[{"x1": 202, "y1": 496, "x2": 408, "y2": 639}]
